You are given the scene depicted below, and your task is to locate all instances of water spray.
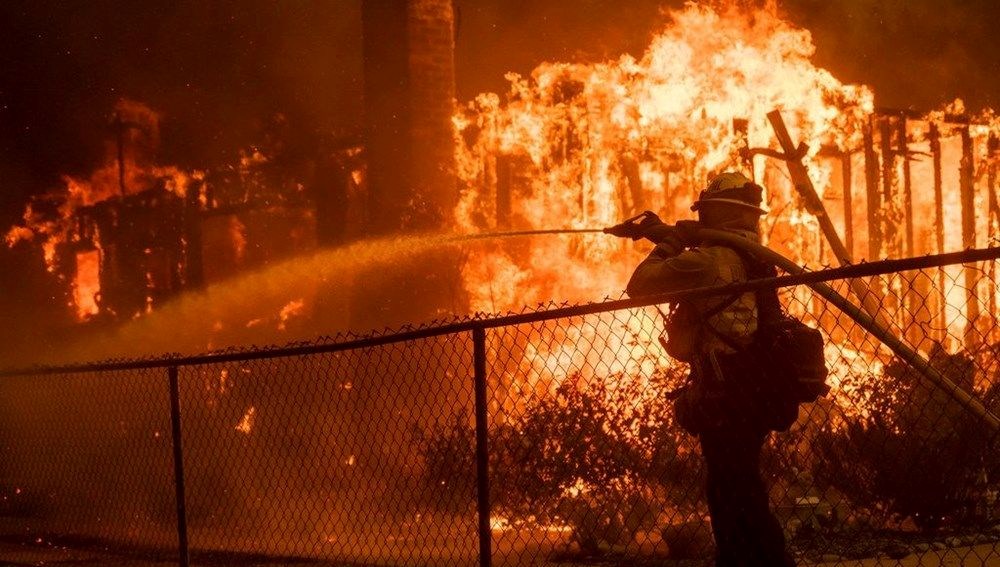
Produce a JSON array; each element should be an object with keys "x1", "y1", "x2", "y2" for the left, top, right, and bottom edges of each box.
[
  {"x1": 447, "y1": 227, "x2": 605, "y2": 242},
  {"x1": 446, "y1": 211, "x2": 652, "y2": 242}
]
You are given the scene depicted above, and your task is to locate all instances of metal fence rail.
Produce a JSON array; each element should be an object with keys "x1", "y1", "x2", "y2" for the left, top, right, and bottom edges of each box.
[{"x1": 1, "y1": 247, "x2": 999, "y2": 566}]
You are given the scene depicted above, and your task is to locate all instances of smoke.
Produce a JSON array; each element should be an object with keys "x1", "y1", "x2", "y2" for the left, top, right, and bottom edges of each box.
[
  {"x1": 2, "y1": 0, "x2": 997, "y2": 208},
  {"x1": 0, "y1": 0, "x2": 363, "y2": 202},
  {"x1": 782, "y1": 0, "x2": 1000, "y2": 112},
  {"x1": 454, "y1": 0, "x2": 1000, "y2": 112}
]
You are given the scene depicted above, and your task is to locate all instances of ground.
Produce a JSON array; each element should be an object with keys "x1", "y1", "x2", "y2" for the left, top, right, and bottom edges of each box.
[{"x1": 2, "y1": 541, "x2": 1000, "y2": 567}]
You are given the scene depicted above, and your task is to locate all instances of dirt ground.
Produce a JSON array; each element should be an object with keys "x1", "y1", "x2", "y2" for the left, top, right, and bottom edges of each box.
[
  {"x1": 812, "y1": 543, "x2": 1000, "y2": 566},
  {"x1": 1, "y1": 541, "x2": 999, "y2": 566}
]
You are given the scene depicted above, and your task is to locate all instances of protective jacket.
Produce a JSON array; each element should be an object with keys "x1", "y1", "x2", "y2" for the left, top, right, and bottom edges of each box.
[{"x1": 625, "y1": 228, "x2": 761, "y2": 356}]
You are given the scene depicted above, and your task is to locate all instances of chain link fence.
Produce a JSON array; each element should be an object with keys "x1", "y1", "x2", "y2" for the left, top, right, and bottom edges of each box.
[{"x1": 1, "y1": 248, "x2": 999, "y2": 566}]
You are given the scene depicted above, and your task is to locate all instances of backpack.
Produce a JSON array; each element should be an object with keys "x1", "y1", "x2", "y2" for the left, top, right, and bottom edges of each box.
[
  {"x1": 714, "y1": 251, "x2": 830, "y2": 405},
  {"x1": 667, "y1": 249, "x2": 829, "y2": 434}
]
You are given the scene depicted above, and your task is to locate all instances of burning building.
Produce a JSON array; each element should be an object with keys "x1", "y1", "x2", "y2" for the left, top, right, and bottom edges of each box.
[
  {"x1": 7, "y1": 0, "x2": 462, "y2": 336},
  {"x1": 451, "y1": 3, "x2": 1000, "y2": 354},
  {"x1": 3, "y1": 1, "x2": 1000, "y2": 357}
]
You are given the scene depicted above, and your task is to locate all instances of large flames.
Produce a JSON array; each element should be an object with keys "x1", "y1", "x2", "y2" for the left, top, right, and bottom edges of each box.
[
  {"x1": 2, "y1": 2, "x2": 1000, "y2": 556},
  {"x1": 453, "y1": 2, "x2": 873, "y2": 311},
  {"x1": 452, "y1": 2, "x2": 1000, "y2": 418},
  {"x1": 5, "y1": 100, "x2": 202, "y2": 321}
]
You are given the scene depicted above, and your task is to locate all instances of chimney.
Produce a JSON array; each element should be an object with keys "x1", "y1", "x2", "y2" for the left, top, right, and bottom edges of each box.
[
  {"x1": 361, "y1": 0, "x2": 457, "y2": 234},
  {"x1": 352, "y1": 0, "x2": 464, "y2": 330}
]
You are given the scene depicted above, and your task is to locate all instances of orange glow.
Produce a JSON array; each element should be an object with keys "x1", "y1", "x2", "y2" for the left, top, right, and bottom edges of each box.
[
  {"x1": 235, "y1": 406, "x2": 256, "y2": 435},
  {"x1": 454, "y1": 2, "x2": 874, "y2": 314},
  {"x1": 73, "y1": 249, "x2": 101, "y2": 320},
  {"x1": 5, "y1": 99, "x2": 202, "y2": 319}
]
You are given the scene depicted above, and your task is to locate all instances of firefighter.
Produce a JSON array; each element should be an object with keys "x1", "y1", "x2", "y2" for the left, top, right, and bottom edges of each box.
[{"x1": 622, "y1": 172, "x2": 795, "y2": 567}]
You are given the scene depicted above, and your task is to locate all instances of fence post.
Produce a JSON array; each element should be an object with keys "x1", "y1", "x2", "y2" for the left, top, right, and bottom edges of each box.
[
  {"x1": 472, "y1": 326, "x2": 492, "y2": 567},
  {"x1": 167, "y1": 366, "x2": 190, "y2": 567}
]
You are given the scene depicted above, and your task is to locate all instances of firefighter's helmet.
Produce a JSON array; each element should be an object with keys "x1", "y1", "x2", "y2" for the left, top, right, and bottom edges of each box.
[{"x1": 691, "y1": 172, "x2": 767, "y2": 214}]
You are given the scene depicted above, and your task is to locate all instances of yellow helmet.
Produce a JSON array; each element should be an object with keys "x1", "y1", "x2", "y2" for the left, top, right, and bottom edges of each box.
[{"x1": 691, "y1": 172, "x2": 767, "y2": 214}]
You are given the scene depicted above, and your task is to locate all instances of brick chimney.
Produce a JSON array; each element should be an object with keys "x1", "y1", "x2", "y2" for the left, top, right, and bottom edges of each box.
[
  {"x1": 362, "y1": 0, "x2": 457, "y2": 233},
  {"x1": 352, "y1": 0, "x2": 464, "y2": 329}
]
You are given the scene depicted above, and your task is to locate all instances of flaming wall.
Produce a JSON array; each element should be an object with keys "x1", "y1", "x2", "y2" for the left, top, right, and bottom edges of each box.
[{"x1": 451, "y1": 4, "x2": 1000, "y2": 355}]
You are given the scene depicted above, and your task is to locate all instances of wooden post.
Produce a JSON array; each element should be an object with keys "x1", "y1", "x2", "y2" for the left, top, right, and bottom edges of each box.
[
  {"x1": 897, "y1": 118, "x2": 914, "y2": 257},
  {"x1": 878, "y1": 117, "x2": 905, "y2": 330},
  {"x1": 960, "y1": 126, "x2": 979, "y2": 349},
  {"x1": 863, "y1": 120, "x2": 882, "y2": 260},
  {"x1": 988, "y1": 134, "x2": 1000, "y2": 343},
  {"x1": 929, "y1": 124, "x2": 947, "y2": 344},
  {"x1": 766, "y1": 111, "x2": 851, "y2": 264},
  {"x1": 878, "y1": 118, "x2": 898, "y2": 259},
  {"x1": 765, "y1": 111, "x2": 891, "y2": 328},
  {"x1": 841, "y1": 151, "x2": 854, "y2": 260},
  {"x1": 895, "y1": 118, "x2": 922, "y2": 346}
]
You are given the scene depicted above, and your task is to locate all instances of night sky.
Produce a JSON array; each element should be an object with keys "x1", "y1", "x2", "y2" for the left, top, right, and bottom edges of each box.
[{"x1": 1, "y1": 0, "x2": 999, "y2": 227}]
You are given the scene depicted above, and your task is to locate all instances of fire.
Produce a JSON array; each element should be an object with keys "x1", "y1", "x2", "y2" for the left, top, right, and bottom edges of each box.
[
  {"x1": 235, "y1": 406, "x2": 256, "y2": 435},
  {"x1": 0, "y1": 1, "x2": 995, "y2": 431},
  {"x1": 454, "y1": 2, "x2": 873, "y2": 312},
  {"x1": 452, "y1": 2, "x2": 1000, "y2": 421},
  {"x1": 72, "y1": 249, "x2": 101, "y2": 320},
  {"x1": 7, "y1": 100, "x2": 200, "y2": 261}
]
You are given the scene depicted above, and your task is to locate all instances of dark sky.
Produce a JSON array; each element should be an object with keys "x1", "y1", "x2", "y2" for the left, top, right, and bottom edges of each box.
[{"x1": 2, "y1": 0, "x2": 999, "y2": 227}]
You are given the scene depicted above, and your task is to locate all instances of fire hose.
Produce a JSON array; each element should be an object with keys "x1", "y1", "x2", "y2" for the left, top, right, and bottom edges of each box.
[{"x1": 452, "y1": 223, "x2": 1000, "y2": 432}]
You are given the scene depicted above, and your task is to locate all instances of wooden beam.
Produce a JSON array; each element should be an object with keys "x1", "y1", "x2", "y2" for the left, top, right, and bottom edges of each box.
[
  {"x1": 766, "y1": 110, "x2": 851, "y2": 264},
  {"x1": 879, "y1": 117, "x2": 899, "y2": 257},
  {"x1": 896, "y1": 118, "x2": 922, "y2": 346},
  {"x1": 988, "y1": 134, "x2": 999, "y2": 343},
  {"x1": 960, "y1": 126, "x2": 979, "y2": 349},
  {"x1": 863, "y1": 120, "x2": 882, "y2": 260},
  {"x1": 841, "y1": 151, "x2": 853, "y2": 260},
  {"x1": 928, "y1": 123, "x2": 947, "y2": 344},
  {"x1": 897, "y1": 119, "x2": 914, "y2": 257}
]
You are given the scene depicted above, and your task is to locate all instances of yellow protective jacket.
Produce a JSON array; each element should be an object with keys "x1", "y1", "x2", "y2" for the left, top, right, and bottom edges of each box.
[{"x1": 625, "y1": 229, "x2": 760, "y2": 356}]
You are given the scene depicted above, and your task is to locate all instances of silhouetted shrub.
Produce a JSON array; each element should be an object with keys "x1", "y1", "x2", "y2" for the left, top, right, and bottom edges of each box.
[
  {"x1": 415, "y1": 366, "x2": 703, "y2": 551},
  {"x1": 813, "y1": 346, "x2": 998, "y2": 528}
]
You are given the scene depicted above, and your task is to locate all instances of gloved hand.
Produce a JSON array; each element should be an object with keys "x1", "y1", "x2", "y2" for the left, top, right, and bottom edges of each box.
[
  {"x1": 605, "y1": 211, "x2": 689, "y2": 247},
  {"x1": 673, "y1": 220, "x2": 702, "y2": 245},
  {"x1": 604, "y1": 211, "x2": 666, "y2": 241}
]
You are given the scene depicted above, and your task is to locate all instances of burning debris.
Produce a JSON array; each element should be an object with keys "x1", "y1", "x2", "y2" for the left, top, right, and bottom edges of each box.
[{"x1": 5, "y1": 100, "x2": 365, "y2": 329}]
